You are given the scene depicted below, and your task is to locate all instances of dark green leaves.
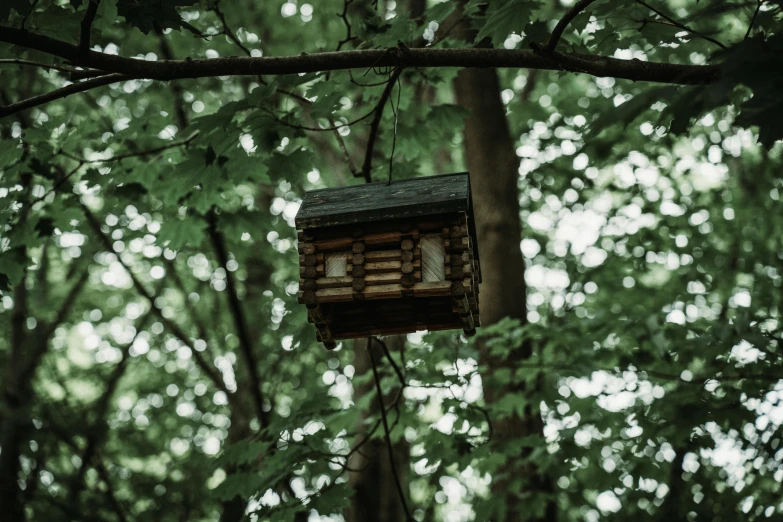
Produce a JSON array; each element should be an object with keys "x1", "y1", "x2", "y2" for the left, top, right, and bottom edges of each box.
[
  {"x1": 115, "y1": 0, "x2": 201, "y2": 34},
  {"x1": 474, "y1": 0, "x2": 540, "y2": 47},
  {"x1": 0, "y1": 0, "x2": 31, "y2": 21}
]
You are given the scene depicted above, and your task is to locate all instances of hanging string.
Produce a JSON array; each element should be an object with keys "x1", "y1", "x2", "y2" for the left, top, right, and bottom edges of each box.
[
  {"x1": 368, "y1": 336, "x2": 414, "y2": 521},
  {"x1": 387, "y1": 70, "x2": 402, "y2": 185}
]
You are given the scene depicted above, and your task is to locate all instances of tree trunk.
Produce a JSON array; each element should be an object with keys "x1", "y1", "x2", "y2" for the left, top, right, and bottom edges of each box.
[
  {"x1": 452, "y1": 11, "x2": 555, "y2": 521},
  {"x1": 345, "y1": 337, "x2": 409, "y2": 522}
]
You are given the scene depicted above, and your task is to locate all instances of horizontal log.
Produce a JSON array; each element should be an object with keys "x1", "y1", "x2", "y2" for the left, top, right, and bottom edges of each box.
[
  {"x1": 313, "y1": 276, "x2": 353, "y2": 289},
  {"x1": 363, "y1": 248, "x2": 421, "y2": 262},
  {"x1": 300, "y1": 280, "x2": 453, "y2": 303},
  {"x1": 314, "y1": 237, "x2": 354, "y2": 251},
  {"x1": 365, "y1": 230, "x2": 420, "y2": 246},
  {"x1": 299, "y1": 265, "x2": 325, "y2": 278},
  {"x1": 348, "y1": 259, "x2": 421, "y2": 275}
]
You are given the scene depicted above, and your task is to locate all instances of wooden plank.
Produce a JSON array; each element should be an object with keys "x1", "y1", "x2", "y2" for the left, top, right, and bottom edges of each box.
[
  {"x1": 412, "y1": 281, "x2": 451, "y2": 297},
  {"x1": 365, "y1": 249, "x2": 402, "y2": 262},
  {"x1": 308, "y1": 287, "x2": 353, "y2": 303},
  {"x1": 365, "y1": 272, "x2": 421, "y2": 285},
  {"x1": 295, "y1": 173, "x2": 470, "y2": 229},
  {"x1": 314, "y1": 237, "x2": 353, "y2": 251},
  {"x1": 363, "y1": 284, "x2": 403, "y2": 300},
  {"x1": 364, "y1": 230, "x2": 420, "y2": 246},
  {"x1": 347, "y1": 259, "x2": 420, "y2": 275},
  {"x1": 314, "y1": 276, "x2": 353, "y2": 289}
]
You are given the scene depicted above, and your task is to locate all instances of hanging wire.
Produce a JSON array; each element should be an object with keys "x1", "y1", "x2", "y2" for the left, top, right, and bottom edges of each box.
[{"x1": 368, "y1": 336, "x2": 414, "y2": 521}]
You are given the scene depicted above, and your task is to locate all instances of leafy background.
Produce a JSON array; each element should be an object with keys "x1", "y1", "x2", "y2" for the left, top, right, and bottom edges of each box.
[{"x1": 1, "y1": 0, "x2": 782, "y2": 521}]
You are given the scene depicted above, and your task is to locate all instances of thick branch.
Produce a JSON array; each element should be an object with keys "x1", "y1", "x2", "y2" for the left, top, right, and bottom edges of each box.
[
  {"x1": 0, "y1": 25, "x2": 721, "y2": 85},
  {"x1": 544, "y1": 0, "x2": 599, "y2": 52}
]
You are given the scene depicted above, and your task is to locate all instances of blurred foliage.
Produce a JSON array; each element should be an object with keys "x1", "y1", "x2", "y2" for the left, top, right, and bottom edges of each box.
[{"x1": 1, "y1": 0, "x2": 782, "y2": 521}]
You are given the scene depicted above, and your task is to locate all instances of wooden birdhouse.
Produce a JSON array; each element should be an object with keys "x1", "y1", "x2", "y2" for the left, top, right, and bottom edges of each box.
[{"x1": 295, "y1": 173, "x2": 481, "y2": 349}]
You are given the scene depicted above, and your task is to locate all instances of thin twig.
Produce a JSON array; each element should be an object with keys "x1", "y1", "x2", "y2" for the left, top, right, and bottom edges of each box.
[
  {"x1": 634, "y1": 0, "x2": 727, "y2": 49},
  {"x1": 375, "y1": 338, "x2": 406, "y2": 386},
  {"x1": 361, "y1": 67, "x2": 402, "y2": 182},
  {"x1": 336, "y1": 0, "x2": 357, "y2": 51},
  {"x1": 544, "y1": 0, "x2": 599, "y2": 52},
  {"x1": 0, "y1": 73, "x2": 131, "y2": 118},
  {"x1": 61, "y1": 131, "x2": 199, "y2": 164},
  {"x1": 0, "y1": 59, "x2": 93, "y2": 75},
  {"x1": 368, "y1": 338, "x2": 413, "y2": 521},
  {"x1": 206, "y1": 210, "x2": 270, "y2": 428},
  {"x1": 213, "y1": 3, "x2": 252, "y2": 55},
  {"x1": 79, "y1": 0, "x2": 100, "y2": 53},
  {"x1": 78, "y1": 201, "x2": 230, "y2": 394},
  {"x1": 745, "y1": 0, "x2": 763, "y2": 39},
  {"x1": 263, "y1": 106, "x2": 376, "y2": 132}
]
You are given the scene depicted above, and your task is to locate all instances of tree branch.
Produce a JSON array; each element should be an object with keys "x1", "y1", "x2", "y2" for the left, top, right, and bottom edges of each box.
[
  {"x1": 544, "y1": 0, "x2": 599, "y2": 53},
  {"x1": 361, "y1": 68, "x2": 402, "y2": 182},
  {"x1": 0, "y1": 58, "x2": 97, "y2": 76},
  {"x1": 38, "y1": 265, "x2": 91, "y2": 342},
  {"x1": 206, "y1": 210, "x2": 270, "y2": 428},
  {"x1": 745, "y1": 0, "x2": 764, "y2": 39},
  {"x1": 60, "y1": 131, "x2": 198, "y2": 164},
  {"x1": 0, "y1": 73, "x2": 130, "y2": 118},
  {"x1": 634, "y1": 0, "x2": 727, "y2": 49},
  {"x1": 368, "y1": 337, "x2": 411, "y2": 521},
  {"x1": 79, "y1": 0, "x2": 100, "y2": 53},
  {"x1": 0, "y1": 25, "x2": 721, "y2": 85},
  {"x1": 78, "y1": 201, "x2": 231, "y2": 395}
]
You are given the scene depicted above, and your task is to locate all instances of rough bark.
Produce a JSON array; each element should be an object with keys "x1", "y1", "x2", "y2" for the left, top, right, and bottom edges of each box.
[
  {"x1": 452, "y1": 10, "x2": 554, "y2": 522},
  {"x1": 0, "y1": 26, "x2": 721, "y2": 85},
  {"x1": 345, "y1": 337, "x2": 409, "y2": 522}
]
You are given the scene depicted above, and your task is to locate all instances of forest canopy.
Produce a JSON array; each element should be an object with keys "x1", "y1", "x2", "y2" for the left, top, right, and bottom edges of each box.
[{"x1": 1, "y1": 0, "x2": 782, "y2": 521}]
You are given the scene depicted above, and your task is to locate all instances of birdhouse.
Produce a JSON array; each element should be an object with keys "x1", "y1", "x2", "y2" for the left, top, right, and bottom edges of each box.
[{"x1": 295, "y1": 173, "x2": 481, "y2": 349}]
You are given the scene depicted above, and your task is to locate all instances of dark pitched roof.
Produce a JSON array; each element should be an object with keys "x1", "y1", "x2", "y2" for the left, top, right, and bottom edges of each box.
[{"x1": 295, "y1": 172, "x2": 472, "y2": 229}]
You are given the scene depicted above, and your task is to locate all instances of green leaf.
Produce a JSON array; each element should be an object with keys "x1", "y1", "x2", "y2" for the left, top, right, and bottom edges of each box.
[
  {"x1": 0, "y1": 247, "x2": 27, "y2": 289},
  {"x1": 0, "y1": 0, "x2": 31, "y2": 21},
  {"x1": 115, "y1": 0, "x2": 201, "y2": 34},
  {"x1": 158, "y1": 217, "x2": 206, "y2": 250},
  {"x1": 475, "y1": 0, "x2": 539, "y2": 47}
]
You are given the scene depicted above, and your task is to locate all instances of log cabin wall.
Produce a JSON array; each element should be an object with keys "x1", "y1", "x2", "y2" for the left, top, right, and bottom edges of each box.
[{"x1": 295, "y1": 174, "x2": 481, "y2": 348}]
